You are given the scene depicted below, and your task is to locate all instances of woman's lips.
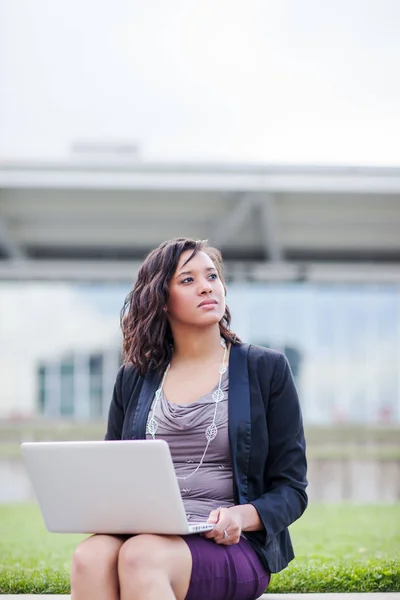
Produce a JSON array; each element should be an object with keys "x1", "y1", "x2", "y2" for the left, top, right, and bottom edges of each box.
[{"x1": 198, "y1": 300, "x2": 218, "y2": 308}]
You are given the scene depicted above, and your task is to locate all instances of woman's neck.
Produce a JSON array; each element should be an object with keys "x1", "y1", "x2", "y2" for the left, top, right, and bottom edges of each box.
[{"x1": 171, "y1": 326, "x2": 223, "y2": 364}]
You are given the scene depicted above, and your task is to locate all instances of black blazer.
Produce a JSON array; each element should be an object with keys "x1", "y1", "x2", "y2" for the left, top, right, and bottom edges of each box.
[{"x1": 105, "y1": 342, "x2": 308, "y2": 573}]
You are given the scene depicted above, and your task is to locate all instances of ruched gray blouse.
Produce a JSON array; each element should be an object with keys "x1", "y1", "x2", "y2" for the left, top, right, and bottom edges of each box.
[{"x1": 145, "y1": 369, "x2": 235, "y2": 522}]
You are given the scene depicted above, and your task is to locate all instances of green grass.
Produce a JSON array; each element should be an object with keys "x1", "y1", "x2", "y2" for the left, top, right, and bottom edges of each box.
[
  {"x1": 270, "y1": 503, "x2": 400, "y2": 593},
  {"x1": 0, "y1": 503, "x2": 399, "y2": 594}
]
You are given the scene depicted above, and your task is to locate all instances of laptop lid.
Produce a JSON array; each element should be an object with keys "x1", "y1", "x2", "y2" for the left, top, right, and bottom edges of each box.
[{"x1": 21, "y1": 439, "x2": 207, "y2": 535}]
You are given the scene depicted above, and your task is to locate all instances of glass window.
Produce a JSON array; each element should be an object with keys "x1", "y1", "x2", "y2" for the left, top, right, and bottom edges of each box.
[
  {"x1": 229, "y1": 282, "x2": 400, "y2": 425},
  {"x1": 37, "y1": 364, "x2": 46, "y2": 414},
  {"x1": 89, "y1": 353, "x2": 103, "y2": 419},
  {"x1": 60, "y1": 358, "x2": 74, "y2": 416}
]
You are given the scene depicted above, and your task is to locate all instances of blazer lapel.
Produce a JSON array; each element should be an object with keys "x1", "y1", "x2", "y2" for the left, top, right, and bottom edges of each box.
[
  {"x1": 131, "y1": 369, "x2": 162, "y2": 439},
  {"x1": 228, "y1": 342, "x2": 251, "y2": 504}
]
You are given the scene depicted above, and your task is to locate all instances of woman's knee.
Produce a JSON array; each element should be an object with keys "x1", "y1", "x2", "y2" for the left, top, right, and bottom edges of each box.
[
  {"x1": 71, "y1": 534, "x2": 124, "y2": 580},
  {"x1": 118, "y1": 534, "x2": 161, "y2": 573}
]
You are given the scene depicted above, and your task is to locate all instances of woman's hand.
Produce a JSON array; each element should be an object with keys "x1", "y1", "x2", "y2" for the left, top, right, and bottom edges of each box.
[{"x1": 203, "y1": 506, "x2": 243, "y2": 545}]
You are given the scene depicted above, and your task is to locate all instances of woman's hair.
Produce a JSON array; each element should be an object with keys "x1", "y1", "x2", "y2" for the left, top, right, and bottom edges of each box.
[{"x1": 120, "y1": 237, "x2": 240, "y2": 375}]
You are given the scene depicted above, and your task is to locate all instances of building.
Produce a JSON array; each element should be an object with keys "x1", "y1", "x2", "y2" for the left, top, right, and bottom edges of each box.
[{"x1": 1, "y1": 161, "x2": 400, "y2": 423}]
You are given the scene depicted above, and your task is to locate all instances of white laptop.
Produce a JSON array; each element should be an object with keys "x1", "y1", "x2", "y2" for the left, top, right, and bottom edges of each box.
[{"x1": 21, "y1": 439, "x2": 214, "y2": 536}]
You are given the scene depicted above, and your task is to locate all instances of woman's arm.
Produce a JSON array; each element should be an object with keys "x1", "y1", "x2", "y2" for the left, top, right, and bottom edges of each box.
[
  {"x1": 207, "y1": 350, "x2": 307, "y2": 545},
  {"x1": 249, "y1": 352, "x2": 308, "y2": 542},
  {"x1": 104, "y1": 365, "x2": 126, "y2": 440},
  {"x1": 227, "y1": 503, "x2": 263, "y2": 531}
]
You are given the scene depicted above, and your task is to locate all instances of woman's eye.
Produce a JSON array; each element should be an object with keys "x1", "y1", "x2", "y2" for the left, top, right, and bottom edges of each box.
[{"x1": 180, "y1": 273, "x2": 217, "y2": 284}]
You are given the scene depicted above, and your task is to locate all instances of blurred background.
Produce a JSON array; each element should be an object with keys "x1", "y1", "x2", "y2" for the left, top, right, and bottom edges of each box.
[{"x1": 0, "y1": 0, "x2": 399, "y2": 505}]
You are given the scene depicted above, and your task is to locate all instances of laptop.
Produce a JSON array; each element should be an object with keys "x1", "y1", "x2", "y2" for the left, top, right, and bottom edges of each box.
[{"x1": 21, "y1": 439, "x2": 214, "y2": 536}]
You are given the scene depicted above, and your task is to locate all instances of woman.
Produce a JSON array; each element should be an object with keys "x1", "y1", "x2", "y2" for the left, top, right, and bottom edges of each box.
[{"x1": 71, "y1": 237, "x2": 308, "y2": 600}]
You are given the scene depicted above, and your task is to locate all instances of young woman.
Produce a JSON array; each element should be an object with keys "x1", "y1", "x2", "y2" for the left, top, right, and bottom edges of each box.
[{"x1": 71, "y1": 237, "x2": 308, "y2": 600}]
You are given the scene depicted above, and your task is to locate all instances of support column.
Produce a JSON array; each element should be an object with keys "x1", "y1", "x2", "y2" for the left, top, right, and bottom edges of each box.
[
  {"x1": 0, "y1": 219, "x2": 26, "y2": 259},
  {"x1": 256, "y1": 193, "x2": 283, "y2": 262},
  {"x1": 210, "y1": 193, "x2": 254, "y2": 248}
]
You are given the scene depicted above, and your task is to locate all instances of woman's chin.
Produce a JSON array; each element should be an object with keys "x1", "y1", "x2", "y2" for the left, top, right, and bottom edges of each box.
[{"x1": 196, "y1": 313, "x2": 224, "y2": 327}]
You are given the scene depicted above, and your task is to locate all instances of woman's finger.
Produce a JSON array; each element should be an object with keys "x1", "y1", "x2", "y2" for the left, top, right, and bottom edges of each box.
[{"x1": 207, "y1": 507, "x2": 222, "y2": 524}]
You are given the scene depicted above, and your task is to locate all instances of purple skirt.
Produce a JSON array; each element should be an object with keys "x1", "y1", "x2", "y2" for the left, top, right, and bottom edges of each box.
[{"x1": 182, "y1": 534, "x2": 270, "y2": 600}]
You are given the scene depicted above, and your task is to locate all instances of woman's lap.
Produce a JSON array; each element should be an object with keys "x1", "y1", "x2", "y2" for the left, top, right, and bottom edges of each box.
[{"x1": 182, "y1": 534, "x2": 270, "y2": 600}]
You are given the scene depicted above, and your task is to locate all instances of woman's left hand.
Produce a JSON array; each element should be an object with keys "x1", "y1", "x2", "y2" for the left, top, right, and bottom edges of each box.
[{"x1": 203, "y1": 506, "x2": 243, "y2": 545}]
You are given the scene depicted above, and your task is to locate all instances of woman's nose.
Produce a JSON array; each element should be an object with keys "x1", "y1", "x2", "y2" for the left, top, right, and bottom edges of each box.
[{"x1": 200, "y1": 280, "x2": 213, "y2": 294}]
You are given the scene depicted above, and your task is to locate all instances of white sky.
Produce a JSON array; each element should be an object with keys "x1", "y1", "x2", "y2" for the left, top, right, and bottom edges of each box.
[{"x1": 0, "y1": 0, "x2": 399, "y2": 165}]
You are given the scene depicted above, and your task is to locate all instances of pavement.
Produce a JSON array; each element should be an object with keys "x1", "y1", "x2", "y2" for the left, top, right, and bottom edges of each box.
[{"x1": 0, "y1": 595, "x2": 399, "y2": 599}]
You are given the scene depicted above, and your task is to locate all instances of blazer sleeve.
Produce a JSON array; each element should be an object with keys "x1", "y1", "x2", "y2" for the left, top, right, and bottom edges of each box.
[
  {"x1": 104, "y1": 365, "x2": 126, "y2": 440},
  {"x1": 250, "y1": 352, "x2": 308, "y2": 541}
]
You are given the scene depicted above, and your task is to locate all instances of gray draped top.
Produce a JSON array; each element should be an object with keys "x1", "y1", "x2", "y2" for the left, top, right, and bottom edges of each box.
[{"x1": 145, "y1": 369, "x2": 235, "y2": 522}]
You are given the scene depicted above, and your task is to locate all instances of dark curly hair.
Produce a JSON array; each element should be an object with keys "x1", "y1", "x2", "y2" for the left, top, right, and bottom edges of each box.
[{"x1": 120, "y1": 237, "x2": 240, "y2": 375}]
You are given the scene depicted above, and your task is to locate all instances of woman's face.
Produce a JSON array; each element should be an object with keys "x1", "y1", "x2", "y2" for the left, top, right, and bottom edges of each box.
[{"x1": 167, "y1": 250, "x2": 226, "y2": 328}]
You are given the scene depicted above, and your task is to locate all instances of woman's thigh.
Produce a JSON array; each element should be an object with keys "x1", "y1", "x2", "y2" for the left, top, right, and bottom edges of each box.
[
  {"x1": 183, "y1": 535, "x2": 271, "y2": 600},
  {"x1": 71, "y1": 534, "x2": 129, "y2": 600},
  {"x1": 119, "y1": 533, "x2": 192, "y2": 599}
]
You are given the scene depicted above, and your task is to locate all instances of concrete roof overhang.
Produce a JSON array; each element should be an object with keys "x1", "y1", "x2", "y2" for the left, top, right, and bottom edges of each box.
[{"x1": 0, "y1": 161, "x2": 399, "y2": 283}]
